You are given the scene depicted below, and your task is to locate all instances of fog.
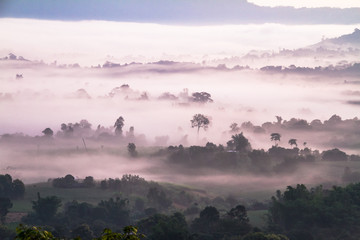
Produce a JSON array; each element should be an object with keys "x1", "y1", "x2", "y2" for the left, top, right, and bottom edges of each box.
[
  {"x1": 0, "y1": 65, "x2": 358, "y2": 143},
  {"x1": 1, "y1": 19, "x2": 360, "y2": 192},
  {"x1": 0, "y1": 19, "x2": 358, "y2": 66}
]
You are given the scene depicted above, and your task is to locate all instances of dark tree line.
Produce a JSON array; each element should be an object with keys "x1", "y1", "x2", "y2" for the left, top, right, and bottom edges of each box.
[
  {"x1": 268, "y1": 183, "x2": 360, "y2": 240},
  {"x1": 0, "y1": 174, "x2": 25, "y2": 199}
]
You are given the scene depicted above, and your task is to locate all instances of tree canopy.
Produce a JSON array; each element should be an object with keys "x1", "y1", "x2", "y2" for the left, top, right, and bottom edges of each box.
[{"x1": 190, "y1": 114, "x2": 210, "y2": 134}]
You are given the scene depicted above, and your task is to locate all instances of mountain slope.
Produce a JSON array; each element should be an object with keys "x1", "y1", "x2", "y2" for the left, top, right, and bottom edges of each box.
[{"x1": 309, "y1": 28, "x2": 360, "y2": 50}]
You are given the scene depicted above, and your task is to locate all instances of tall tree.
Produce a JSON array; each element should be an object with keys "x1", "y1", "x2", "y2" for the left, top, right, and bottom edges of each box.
[
  {"x1": 270, "y1": 133, "x2": 281, "y2": 146},
  {"x1": 32, "y1": 193, "x2": 62, "y2": 222},
  {"x1": 288, "y1": 139, "x2": 297, "y2": 148},
  {"x1": 114, "y1": 116, "x2": 125, "y2": 136},
  {"x1": 228, "y1": 133, "x2": 251, "y2": 152},
  {"x1": 127, "y1": 143, "x2": 137, "y2": 157},
  {"x1": 190, "y1": 114, "x2": 210, "y2": 135}
]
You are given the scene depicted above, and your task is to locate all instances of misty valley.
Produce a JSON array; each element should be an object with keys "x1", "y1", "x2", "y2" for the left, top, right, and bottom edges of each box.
[{"x1": 0, "y1": 17, "x2": 360, "y2": 240}]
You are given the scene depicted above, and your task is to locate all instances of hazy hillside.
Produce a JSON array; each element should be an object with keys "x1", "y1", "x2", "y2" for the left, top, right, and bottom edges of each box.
[{"x1": 309, "y1": 28, "x2": 360, "y2": 50}]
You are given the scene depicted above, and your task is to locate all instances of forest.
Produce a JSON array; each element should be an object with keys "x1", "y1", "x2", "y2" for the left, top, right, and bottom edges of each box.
[
  {"x1": 1, "y1": 2, "x2": 360, "y2": 239},
  {"x1": 1, "y1": 120, "x2": 360, "y2": 239}
]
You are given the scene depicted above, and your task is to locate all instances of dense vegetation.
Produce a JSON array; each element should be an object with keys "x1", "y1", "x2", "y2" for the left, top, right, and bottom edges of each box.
[
  {"x1": 1, "y1": 169, "x2": 360, "y2": 240},
  {"x1": 2, "y1": 115, "x2": 360, "y2": 240}
]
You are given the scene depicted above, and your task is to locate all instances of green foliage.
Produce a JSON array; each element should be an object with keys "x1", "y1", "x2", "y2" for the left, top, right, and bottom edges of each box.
[
  {"x1": 12, "y1": 179, "x2": 26, "y2": 199},
  {"x1": 268, "y1": 183, "x2": 360, "y2": 240},
  {"x1": 137, "y1": 213, "x2": 187, "y2": 240},
  {"x1": 100, "y1": 174, "x2": 149, "y2": 195},
  {"x1": 192, "y1": 206, "x2": 218, "y2": 233},
  {"x1": 15, "y1": 225, "x2": 144, "y2": 240},
  {"x1": 71, "y1": 224, "x2": 95, "y2": 240},
  {"x1": 191, "y1": 205, "x2": 252, "y2": 238},
  {"x1": 0, "y1": 174, "x2": 25, "y2": 199},
  {"x1": 83, "y1": 176, "x2": 95, "y2": 188},
  {"x1": 52, "y1": 174, "x2": 76, "y2": 188},
  {"x1": 98, "y1": 197, "x2": 130, "y2": 226},
  {"x1": 0, "y1": 197, "x2": 13, "y2": 223},
  {"x1": 32, "y1": 194, "x2": 62, "y2": 222},
  {"x1": 15, "y1": 224, "x2": 57, "y2": 240},
  {"x1": 242, "y1": 232, "x2": 289, "y2": 240},
  {"x1": 146, "y1": 187, "x2": 172, "y2": 211},
  {"x1": 0, "y1": 224, "x2": 15, "y2": 239},
  {"x1": 96, "y1": 226, "x2": 144, "y2": 240}
]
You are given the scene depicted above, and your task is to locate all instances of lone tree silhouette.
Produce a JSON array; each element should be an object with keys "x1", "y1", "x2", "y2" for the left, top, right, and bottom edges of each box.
[
  {"x1": 270, "y1": 133, "x2": 281, "y2": 146},
  {"x1": 114, "y1": 116, "x2": 125, "y2": 136},
  {"x1": 288, "y1": 138, "x2": 297, "y2": 148},
  {"x1": 191, "y1": 114, "x2": 210, "y2": 135},
  {"x1": 42, "y1": 128, "x2": 53, "y2": 137}
]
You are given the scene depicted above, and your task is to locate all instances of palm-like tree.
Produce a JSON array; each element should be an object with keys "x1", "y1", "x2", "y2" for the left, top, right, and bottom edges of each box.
[
  {"x1": 270, "y1": 133, "x2": 281, "y2": 146},
  {"x1": 288, "y1": 139, "x2": 297, "y2": 148}
]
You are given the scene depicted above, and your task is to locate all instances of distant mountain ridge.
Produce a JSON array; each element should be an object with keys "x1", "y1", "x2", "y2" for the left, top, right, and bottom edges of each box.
[
  {"x1": 0, "y1": 0, "x2": 359, "y2": 24},
  {"x1": 325, "y1": 28, "x2": 360, "y2": 46},
  {"x1": 309, "y1": 28, "x2": 360, "y2": 50}
]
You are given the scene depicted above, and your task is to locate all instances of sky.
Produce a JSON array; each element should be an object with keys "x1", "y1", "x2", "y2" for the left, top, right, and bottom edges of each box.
[{"x1": 248, "y1": 0, "x2": 360, "y2": 8}]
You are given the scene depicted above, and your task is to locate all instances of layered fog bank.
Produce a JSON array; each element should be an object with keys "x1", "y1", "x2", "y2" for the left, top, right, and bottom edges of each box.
[
  {"x1": 1, "y1": 19, "x2": 359, "y2": 193},
  {"x1": 0, "y1": 19, "x2": 359, "y2": 66},
  {"x1": 1, "y1": 60, "x2": 359, "y2": 146}
]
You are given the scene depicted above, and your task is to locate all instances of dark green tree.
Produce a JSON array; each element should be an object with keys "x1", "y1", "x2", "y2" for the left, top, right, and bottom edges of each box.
[
  {"x1": 242, "y1": 232, "x2": 289, "y2": 240},
  {"x1": 0, "y1": 174, "x2": 13, "y2": 197},
  {"x1": 71, "y1": 224, "x2": 94, "y2": 240},
  {"x1": 15, "y1": 224, "x2": 56, "y2": 240},
  {"x1": 32, "y1": 193, "x2": 62, "y2": 222},
  {"x1": 83, "y1": 176, "x2": 95, "y2": 188},
  {"x1": 191, "y1": 206, "x2": 220, "y2": 234},
  {"x1": 96, "y1": 226, "x2": 144, "y2": 240},
  {"x1": 137, "y1": 212, "x2": 188, "y2": 240},
  {"x1": 12, "y1": 179, "x2": 25, "y2": 199},
  {"x1": 146, "y1": 188, "x2": 172, "y2": 211},
  {"x1": 98, "y1": 197, "x2": 130, "y2": 226},
  {"x1": 0, "y1": 197, "x2": 12, "y2": 224}
]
